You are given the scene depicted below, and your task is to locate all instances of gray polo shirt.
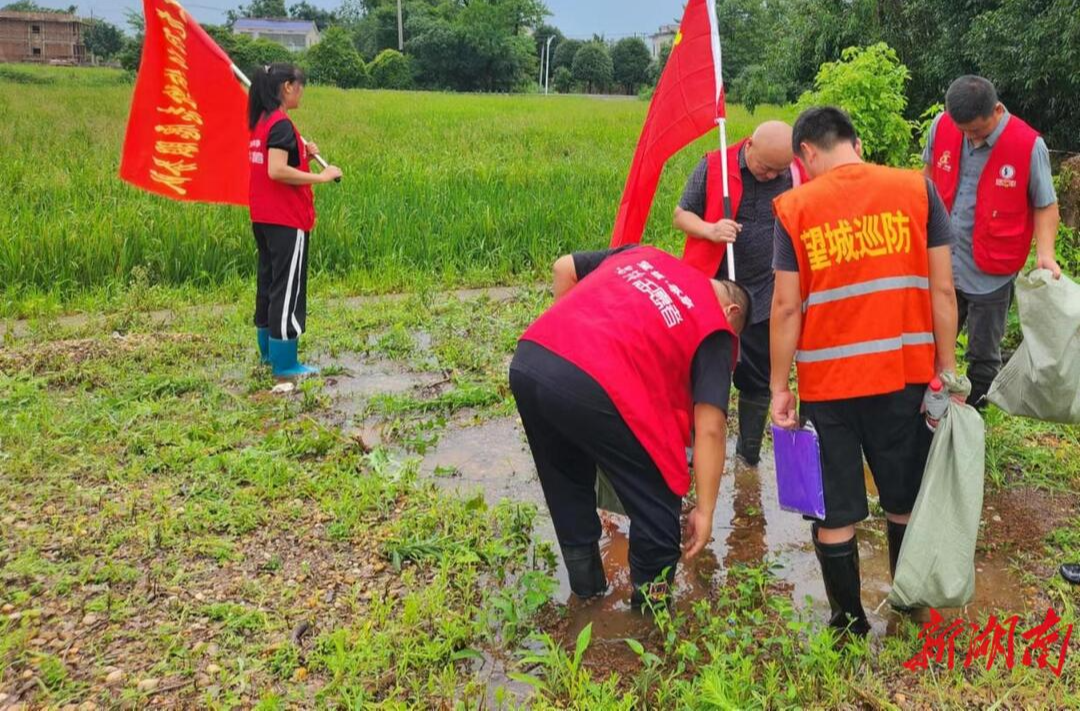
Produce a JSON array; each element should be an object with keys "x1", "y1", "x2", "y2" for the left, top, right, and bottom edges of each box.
[
  {"x1": 922, "y1": 111, "x2": 1057, "y2": 295},
  {"x1": 678, "y1": 146, "x2": 794, "y2": 324}
]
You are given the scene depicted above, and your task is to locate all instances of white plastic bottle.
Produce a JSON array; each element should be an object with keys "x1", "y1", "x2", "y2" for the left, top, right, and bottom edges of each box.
[{"x1": 923, "y1": 377, "x2": 949, "y2": 431}]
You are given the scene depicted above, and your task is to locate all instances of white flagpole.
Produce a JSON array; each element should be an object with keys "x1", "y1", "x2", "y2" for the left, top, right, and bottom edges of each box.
[
  {"x1": 231, "y1": 64, "x2": 336, "y2": 177},
  {"x1": 706, "y1": 1, "x2": 734, "y2": 281}
]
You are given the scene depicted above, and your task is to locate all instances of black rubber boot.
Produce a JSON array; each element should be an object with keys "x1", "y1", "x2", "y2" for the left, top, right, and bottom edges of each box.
[
  {"x1": 967, "y1": 378, "x2": 992, "y2": 411},
  {"x1": 630, "y1": 565, "x2": 676, "y2": 612},
  {"x1": 886, "y1": 520, "x2": 916, "y2": 613},
  {"x1": 813, "y1": 527, "x2": 871, "y2": 637},
  {"x1": 1061, "y1": 564, "x2": 1080, "y2": 585},
  {"x1": 561, "y1": 543, "x2": 607, "y2": 599},
  {"x1": 886, "y1": 520, "x2": 906, "y2": 580},
  {"x1": 736, "y1": 391, "x2": 771, "y2": 466}
]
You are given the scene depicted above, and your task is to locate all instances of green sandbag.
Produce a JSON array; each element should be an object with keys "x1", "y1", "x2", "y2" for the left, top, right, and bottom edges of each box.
[
  {"x1": 888, "y1": 375, "x2": 985, "y2": 610},
  {"x1": 988, "y1": 270, "x2": 1080, "y2": 424}
]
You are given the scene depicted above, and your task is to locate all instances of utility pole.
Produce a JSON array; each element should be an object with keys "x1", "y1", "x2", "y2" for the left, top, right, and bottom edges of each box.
[
  {"x1": 538, "y1": 41, "x2": 545, "y2": 90},
  {"x1": 396, "y1": 0, "x2": 403, "y2": 51},
  {"x1": 544, "y1": 35, "x2": 555, "y2": 95}
]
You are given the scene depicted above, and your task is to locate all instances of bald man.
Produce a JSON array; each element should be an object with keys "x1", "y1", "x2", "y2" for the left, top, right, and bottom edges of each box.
[{"x1": 675, "y1": 120, "x2": 805, "y2": 466}]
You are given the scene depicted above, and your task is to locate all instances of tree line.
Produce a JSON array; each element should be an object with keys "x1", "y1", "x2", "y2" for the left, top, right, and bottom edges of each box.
[
  {"x1": 6, "y1": 0, "x2": 1076, "y2": 150},
  {"x1": 712, "y1": 0, "x2": 1079, "y2": 152}
]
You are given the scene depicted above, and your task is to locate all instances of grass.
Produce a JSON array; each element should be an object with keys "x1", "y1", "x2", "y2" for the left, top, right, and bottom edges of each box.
[
  {"x1": 3, "y1": 62, "x2": 1078, "y2": 708},
  {"x1": 2, "y1": 286, "x2": 1078, "y2": 708},
  {"x1": 0, "y1": 64, "x2": 794, "y2": 316}
]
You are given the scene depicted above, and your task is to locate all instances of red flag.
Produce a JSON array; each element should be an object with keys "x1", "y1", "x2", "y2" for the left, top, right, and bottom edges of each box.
[
  {"x1": 120, "y1": 0, "x2": 250, "y2": 205},
  {"x1": 610, "y1": 0, "x2": 725, "y2": 247}
]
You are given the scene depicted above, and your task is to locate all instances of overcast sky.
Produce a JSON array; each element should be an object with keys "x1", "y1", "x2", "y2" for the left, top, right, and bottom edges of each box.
[{"x1": 59, "y1": 0, "x2": 684, "y2": 38}]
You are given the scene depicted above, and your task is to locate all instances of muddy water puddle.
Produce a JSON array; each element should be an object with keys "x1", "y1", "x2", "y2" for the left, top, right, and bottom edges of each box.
[
  {"x1": 417, "y1": 417, "x2": 1033, "y2": 641},
  {"x1": 316, "y1": 352, "x2": 448, "y2": 440},
  {"x1": 316, "y1": 355, "x2": 1033, "y2": 646}
]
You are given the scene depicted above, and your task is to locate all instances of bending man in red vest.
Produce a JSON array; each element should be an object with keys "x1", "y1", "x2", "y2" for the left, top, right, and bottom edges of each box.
[
  {"x1": 512, "y1": 246, "x2": 749, "y2": 607},
  {"x1": 674, "y1": 121, "x2": 804, "y2": 467},
  {"x1": 771, "y1": 107, "x2": 960, "y2": 636},
  {"x1": 924, "y1": 75, "x2": 1062, "y2": 409}
]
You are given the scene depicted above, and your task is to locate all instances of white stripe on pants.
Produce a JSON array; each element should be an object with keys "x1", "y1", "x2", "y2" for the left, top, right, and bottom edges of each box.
[{"x1": 281, "y1": 228, "x2": 304, "y2": 340}]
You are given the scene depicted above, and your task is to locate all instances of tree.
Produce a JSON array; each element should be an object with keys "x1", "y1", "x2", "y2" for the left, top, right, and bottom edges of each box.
[
  {"x1": 117, "y1": 8, "x2": 145, "y2": 73},
  {"x1": 205, "y1": 24, "x2": 293, "y2": 76},
  {"x1": 551, "y1": 38, "x2": 581, "y2": 72},
  {"x1": 405, "y1": 19, "x2": 463, "y2": 89},
  {"x1": 232, "y1": 0, "x2": 287, "y2": 20},
  {"x1": 84, "y1": 19, "x2": 124, "y2": 61},
  {"x1": 964, "y1": 0, "x2": 1080, "y2": 151},
  {"x1": 370, "y1": 48, "x2": 413, "y2": 89},
  {"x1": 646, "y1": 40, "x2": 672, "y2": 85},
  {"x1": 731, "y1": 64, "x2": 788, "y2": 114},
  {"x1": 552, "y1": 65, "x2": 574, "y2": 93},
  {"x1": 1, "y1": 1, "x2": 76, "y2": 12},
  {"x1": 797, "y1": 43, "x2": 913, "y2": 167},
  {"x1": 303, "y1": 25, "x2": 369, "y2": 88},
  {"x1": 610, "y1": 36, "x2": 650, "y2": 94},
  {"x1": 289, "y1": 1, "x2": 337, "y2": 30},
  {"x1": 534, "y1": 23, "x2": 563, "y2": 61},
  {"x1": 571, "y1": 41, "x2": 613, "y2": 94}
]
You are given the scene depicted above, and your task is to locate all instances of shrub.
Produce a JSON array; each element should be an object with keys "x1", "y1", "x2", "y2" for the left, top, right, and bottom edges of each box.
[
  {"x1": 797, "y1": 42, "x2": 912, "y2": 167},
  {"x1": 370, "y1": 48, "x2": 414, "y2": 90},
  {"x1": 303, "y1": 26, "x2": 369, "y2": 89}
]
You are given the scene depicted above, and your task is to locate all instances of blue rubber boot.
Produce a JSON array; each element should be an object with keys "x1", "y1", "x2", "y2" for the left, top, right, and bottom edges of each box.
[
  {"x1": 269, "y1": 337, "x2": 319, "y2": 379},
  {"x1": 257, "y1": 327, "x2": 271, "y2": 365}
]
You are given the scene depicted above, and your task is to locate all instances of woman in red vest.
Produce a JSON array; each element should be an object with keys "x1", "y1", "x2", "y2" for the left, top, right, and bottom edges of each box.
[{"x1": 248, "y1": 63, "x2": 342, "y2": 378}]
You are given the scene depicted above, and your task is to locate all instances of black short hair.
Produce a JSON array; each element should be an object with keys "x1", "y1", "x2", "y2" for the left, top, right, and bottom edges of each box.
[
  {"x1": 946, "y1": 75, "x2": 998, "y2": 124},
  {"x1": 718, "y1": 279, "x2": 752, "y2": 333},
  {"x1": 791, "y1": 106, "x2": 858, "y2": 156}
]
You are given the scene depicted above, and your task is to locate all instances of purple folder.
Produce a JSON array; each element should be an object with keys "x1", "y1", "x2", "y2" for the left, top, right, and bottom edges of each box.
[{"x1": 771, "y1": 423, "x2": 826, "y2": 520}]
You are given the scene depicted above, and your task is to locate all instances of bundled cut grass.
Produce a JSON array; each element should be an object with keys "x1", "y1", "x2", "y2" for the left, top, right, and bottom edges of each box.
[{"x1": 1, "y1": 65, "x2": 794, "y2": 303}]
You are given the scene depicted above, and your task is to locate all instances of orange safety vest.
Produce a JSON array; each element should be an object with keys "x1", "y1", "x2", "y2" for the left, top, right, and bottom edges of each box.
[{"x1": 773, "y1": 163, "x2": 935, "y2": 402}]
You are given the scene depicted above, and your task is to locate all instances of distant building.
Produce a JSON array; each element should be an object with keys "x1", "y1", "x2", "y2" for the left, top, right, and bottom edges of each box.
[
  {"x1": 650, "y1": 23, "x2": 679, "y2": 58},
  {"x1": 0, "y1": 10, "x2": 84, "y2": 65},
  {"x1": 233, "y1": 18, "x2": 320, "y2": 52}
]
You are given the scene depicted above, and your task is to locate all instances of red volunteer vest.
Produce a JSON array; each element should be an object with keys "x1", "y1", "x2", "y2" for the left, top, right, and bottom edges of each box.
[
  {"x1": 249, "y1": 109, "x2": 316, "y2": 232},
  {"x1": 682, "y1": 140, "x2": 807, "y2": 277},
  {"x1": 930, "y1": 113, "x2": 1039, "y2": 275},
  {"x1": 522, "y1": 247, "x2": 737, "y2": 496}
]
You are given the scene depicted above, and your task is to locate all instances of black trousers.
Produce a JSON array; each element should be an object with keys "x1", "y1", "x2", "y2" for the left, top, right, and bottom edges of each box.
[
  {"x1": 509, "y1": 344, "x2": 682, "y2": 585},
  {"x1": 957, "y1": 282, "x2": 1013, "y2": 387},
  {"x1": 253, "y1": 223, "x2": 310, "y2": 341},
  {"x1": 733, "y1": 319, "x2": 771, "y2": 397},
  {"x1": 801, "y1": 385, "x2": 933, "y2": 528}
]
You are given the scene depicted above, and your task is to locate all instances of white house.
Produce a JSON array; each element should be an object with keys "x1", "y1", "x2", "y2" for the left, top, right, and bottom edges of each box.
[
  {"x1": 650, "y1": 23, "x2": 679, "y2": 58},
  {"x1": 233, "y1": 18, "x2": 320, "y2": 52}
]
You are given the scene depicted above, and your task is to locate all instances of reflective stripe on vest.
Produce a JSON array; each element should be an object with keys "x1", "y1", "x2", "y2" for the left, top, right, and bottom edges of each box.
[
  {"x1": 797, "y1": 332, "x2": 935, "y2": 363},
  {"x1": 803, "y1": 275, "x2": 930, "y2": 311}
]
